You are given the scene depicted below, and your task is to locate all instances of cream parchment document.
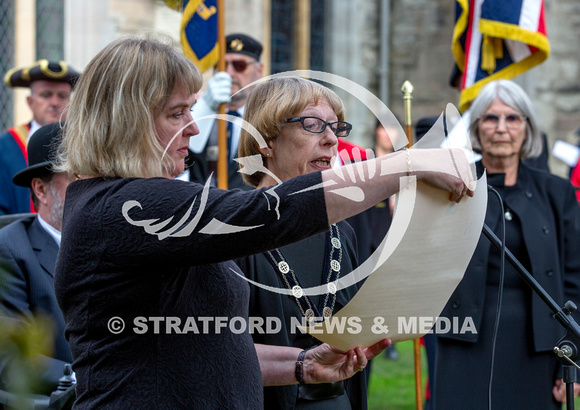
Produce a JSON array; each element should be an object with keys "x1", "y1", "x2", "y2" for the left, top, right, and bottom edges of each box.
[{"x1": 303, "y1": 173, "x2": 488, "y2": 350}]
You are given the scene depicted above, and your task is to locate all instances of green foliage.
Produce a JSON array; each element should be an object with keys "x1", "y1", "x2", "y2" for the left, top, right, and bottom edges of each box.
[{"x1": 0, "y1": 314, "x2": 56, "y2": 397}]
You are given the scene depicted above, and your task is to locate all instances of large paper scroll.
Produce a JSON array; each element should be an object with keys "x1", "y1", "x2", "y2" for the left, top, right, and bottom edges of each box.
[{"x1": 304, "y1": 174, "x2": 487, "y2": 350}]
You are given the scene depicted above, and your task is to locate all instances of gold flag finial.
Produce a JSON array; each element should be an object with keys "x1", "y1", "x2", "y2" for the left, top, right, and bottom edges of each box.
[
  {"x1": 401, "y1": 81, "x2": 415, "y2": 147},
  {"x1": 401, "y1": 80, "x2": 414, "y2": 95}
]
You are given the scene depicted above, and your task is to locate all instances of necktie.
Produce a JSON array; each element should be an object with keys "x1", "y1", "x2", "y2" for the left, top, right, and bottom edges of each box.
[{"x1": 227, "y1": 110, "x2": 241, "y2": 164}]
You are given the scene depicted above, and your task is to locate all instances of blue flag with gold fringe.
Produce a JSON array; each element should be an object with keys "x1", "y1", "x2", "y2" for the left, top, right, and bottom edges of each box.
[
  {"x1": 175, "y1": 0, "x2": 219, "y2": 73},
  {"x1": 452, "y1": 0, "x2": 550, "y2": 112}
]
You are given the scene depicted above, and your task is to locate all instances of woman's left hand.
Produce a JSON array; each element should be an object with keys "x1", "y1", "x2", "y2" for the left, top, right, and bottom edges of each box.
[
  {"x1": 303, "y1": 338, "x2": 391, "y2": 384},
  {"x1": 553, "y1": 378, "x2": 580, "y2": 403}
]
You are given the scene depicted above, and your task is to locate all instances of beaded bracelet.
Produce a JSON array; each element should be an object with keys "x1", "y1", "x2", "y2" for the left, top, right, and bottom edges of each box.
[
  {"x1": 295, "y1": 350, "x2": 307, "y2": 385},
  {"x1": 404, "y1": 147, "x2": 412, "y2": 176}
]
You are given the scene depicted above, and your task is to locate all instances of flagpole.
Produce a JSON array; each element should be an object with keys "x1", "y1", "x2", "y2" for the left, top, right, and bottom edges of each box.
[
  {"x1": 401, "y1": 80, "x2": 414, "y2": 148},
  {"x1": 216, "y1": 0, "x2": 228, "y2": 189},
  {"x1": 402, "y1": 80, "x2": 423, "y2": 410},
  {"x1": 293, "y1": 0, "x2": 310, "y2": 70}
]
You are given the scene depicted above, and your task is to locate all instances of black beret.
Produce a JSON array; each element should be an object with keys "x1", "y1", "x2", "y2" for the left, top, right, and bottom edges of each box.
[
  {"x1": 12, "y1": 122, "x2": 63, "y2": 187},
  {"x1": 4, "y1": 60, "x2": 80, "y2": 88},
  {"x1": 226, "y1": 33, "x2": 263, "y2": 61}
]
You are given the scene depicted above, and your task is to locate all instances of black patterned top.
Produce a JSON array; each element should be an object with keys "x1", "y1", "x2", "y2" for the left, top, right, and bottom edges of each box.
[{"x1": 55, "y1": 174, "x2": 328, "y2": 408}]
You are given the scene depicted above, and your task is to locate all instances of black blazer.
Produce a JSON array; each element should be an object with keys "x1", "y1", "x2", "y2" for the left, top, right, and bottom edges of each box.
[
  {"x1": 438, "y1": 162, "x2": 580, "y2": 352},
  {"x1": 0, "y1": 215, "x2": 72, "y2": 393}
]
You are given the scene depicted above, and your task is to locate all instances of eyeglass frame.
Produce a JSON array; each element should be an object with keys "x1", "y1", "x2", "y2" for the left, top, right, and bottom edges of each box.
[
  {"x1": 285, "y1": 116, "x2": 353, "y2": 137},
  {"x1": 478, "y1": 113, "x2": 528, "y2": 130},
  {"x1": 223, "y1": 59, "x2": 259, "y2": 73}
]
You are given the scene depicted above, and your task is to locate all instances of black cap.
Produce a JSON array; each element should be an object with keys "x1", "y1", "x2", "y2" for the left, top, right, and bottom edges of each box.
[
  {"x1": 4, "y1": 60, "x2": 80, "y2": 88},
  {"x1": 12, "y1": 122, "x2": 63, "y2": 187},
  {"x1": 226, "y1": 33, "x2": 263, "y2": 61}
]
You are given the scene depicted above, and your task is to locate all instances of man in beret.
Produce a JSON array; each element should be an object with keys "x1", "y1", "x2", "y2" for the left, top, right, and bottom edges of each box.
[
  {"x1": 0, "y1": 122, "x2": 72, "y2": 395},
  {"x1": 0, "y1": 59, "x2": 80, "y2": 215},
  {"x1": 188, "y1": 33, "x2": 263, "y2": 189}
]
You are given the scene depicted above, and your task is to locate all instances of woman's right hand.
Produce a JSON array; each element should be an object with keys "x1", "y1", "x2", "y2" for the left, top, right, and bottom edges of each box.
[
  {"x1": 303, "y1": 339, "x2": 391, "y2": 384},
  {"x1": 412, "y1": 148, "x2": 476, "y2": 203},
  {"x1": 322, "y1": 147, "x2": 477, "y2": 226}
]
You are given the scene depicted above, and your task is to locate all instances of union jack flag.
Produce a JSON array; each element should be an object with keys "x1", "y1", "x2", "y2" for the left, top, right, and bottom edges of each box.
[{"x1": 452, "y1": 0, "x2": 550, "y2": 112}]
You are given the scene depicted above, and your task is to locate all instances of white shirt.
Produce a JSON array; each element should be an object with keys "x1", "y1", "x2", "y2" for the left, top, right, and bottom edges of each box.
[
  {"x1": 37, "y1": 214, "x2": 61, "y2": 247},
  {"x1": 28, "y1": 120, "x2": 42, "y2": 140}
]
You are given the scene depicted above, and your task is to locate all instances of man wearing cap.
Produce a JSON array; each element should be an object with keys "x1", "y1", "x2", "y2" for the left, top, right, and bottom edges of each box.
[
  {"x1": 0, "y1": 60, "x2": 80, "y2": 215},
  {"x1": 0, "y1": 122, "x2": 72, "y2": 394},
  {"x1": 188, "y1": 33, "x2": 263, "y2": 189}
]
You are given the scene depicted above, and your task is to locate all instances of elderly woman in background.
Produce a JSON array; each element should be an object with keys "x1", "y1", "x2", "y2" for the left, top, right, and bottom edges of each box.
[
  {"x1": 54, "y1": 36, "x2": 474, "y2": 408},
  {"x1": 236, "y1": 77, "x2": 368, "y2": 409},
  {"x1": 433, "y1": 79, "x2": 580, "y2": 409}
]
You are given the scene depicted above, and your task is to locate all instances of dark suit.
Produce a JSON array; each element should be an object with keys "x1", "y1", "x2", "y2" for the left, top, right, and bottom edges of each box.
[
  {"x1": 0, "y1": 215, "x2": 71, "y2": 394},
  {"x1": 186, "y1": 148, "x2": 249, "y2": 190},
  {"x1": 187, "y1": 106, "x2": 252, "y2": 190}
]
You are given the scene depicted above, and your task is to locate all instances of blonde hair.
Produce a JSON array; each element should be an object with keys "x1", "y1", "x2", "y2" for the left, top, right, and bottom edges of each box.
[
  {"x1": 56, "y1": 35, "x2": 203, "y2": 178},
  {"x1": 238, "y1": 77, "x2": 345, "y2": 187}
]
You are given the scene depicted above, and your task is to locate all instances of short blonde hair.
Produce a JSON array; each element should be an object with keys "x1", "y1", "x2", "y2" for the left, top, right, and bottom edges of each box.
[
  {"x1": 238, "y1": 77, "x2": 345, "y2": 187},
  {"x1": 56, "y1": 35, "x2": 203, "y2": 178}
]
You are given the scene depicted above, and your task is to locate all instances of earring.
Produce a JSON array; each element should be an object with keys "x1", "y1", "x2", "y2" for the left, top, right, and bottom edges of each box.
[{"x1": 265, "y1": 153, "x2": 270, "y2": 157}]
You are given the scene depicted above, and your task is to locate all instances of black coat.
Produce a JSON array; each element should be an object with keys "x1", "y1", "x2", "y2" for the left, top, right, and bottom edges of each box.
[
  {"x1": 433, "y1": 162, "x2": 580, "y2": 409},
  {"x1": 438, "y1": 162, "x2": 580, "y2": 352}
]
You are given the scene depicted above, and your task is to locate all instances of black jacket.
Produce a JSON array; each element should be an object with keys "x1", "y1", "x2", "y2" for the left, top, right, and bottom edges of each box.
[{"x1": 438, "y1": 162, "x2": 580, "y2": 352}]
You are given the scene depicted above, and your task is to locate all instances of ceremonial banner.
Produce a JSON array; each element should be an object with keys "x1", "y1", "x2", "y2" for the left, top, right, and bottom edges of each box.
[
  {"x1": 167, "y1": 0, "x2": 219, "y2": 73},
  {"x1": 452, "y1": 0, "x2": 550, "y2": 112}
]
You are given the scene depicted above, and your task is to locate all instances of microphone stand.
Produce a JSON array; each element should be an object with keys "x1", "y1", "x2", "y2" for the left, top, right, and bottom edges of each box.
[{"x1": 482, "y1": 223, "x2": 580, "y2": 409}]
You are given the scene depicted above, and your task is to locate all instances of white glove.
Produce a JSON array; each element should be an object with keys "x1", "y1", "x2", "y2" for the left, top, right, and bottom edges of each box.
[
  {"x1": 201, "y1": 71, "x2": 232, "y2": 112},
  {"x1": 189, "y1": 72, "x2": 232, "y2": 153}
]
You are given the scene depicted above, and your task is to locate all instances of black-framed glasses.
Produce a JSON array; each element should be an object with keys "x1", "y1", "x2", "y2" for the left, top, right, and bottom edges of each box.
[
  {"x1": 223, "y1": 59, "x2": 258, "y2": 73},
  {"x1": 286, "y1": 116, "x2": 352, "y2": 137},
  {"x1": 479, "y1": 113, "x2": 527, "y2": 130}
]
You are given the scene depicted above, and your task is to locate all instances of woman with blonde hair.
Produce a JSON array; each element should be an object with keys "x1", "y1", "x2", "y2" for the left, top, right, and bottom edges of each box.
[
  {"x1": 237, "y1": 76, "x2": 371, "y2": 408},
  {"x1": 55, "y1": 36, "x2": 474, "y2": 408}
]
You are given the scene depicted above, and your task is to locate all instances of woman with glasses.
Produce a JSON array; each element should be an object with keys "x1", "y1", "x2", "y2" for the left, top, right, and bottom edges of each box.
[
  {"x1": 433, "y1": 79, "x2": 580, "y2": 408},
  {"x1": 54, "y1": 36, "x2": 475, "y2": 408},
  {"x1": 235, "y1": 77, "x2": 372, "y2": 409}
]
